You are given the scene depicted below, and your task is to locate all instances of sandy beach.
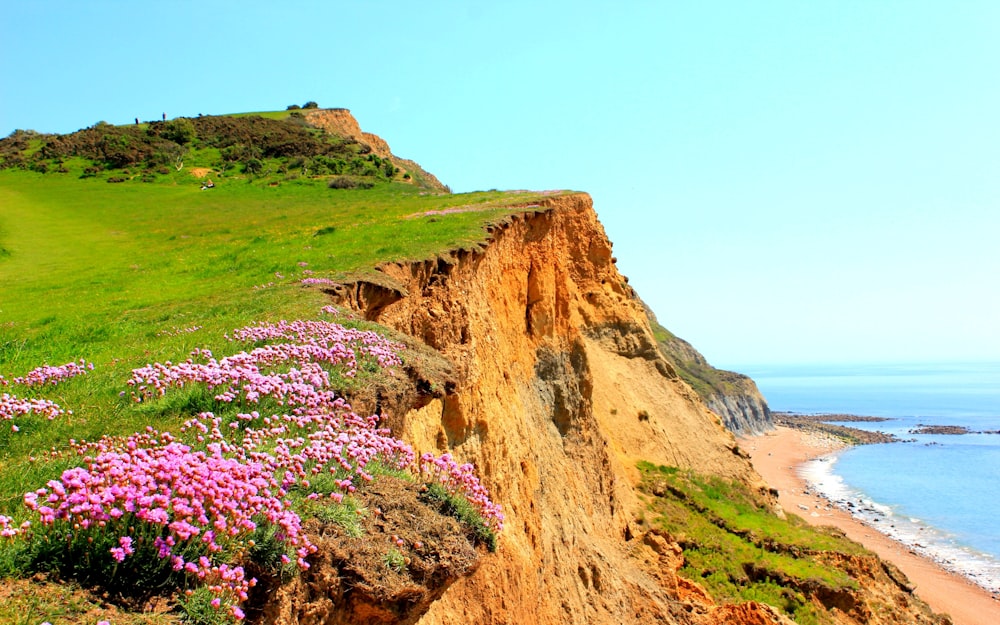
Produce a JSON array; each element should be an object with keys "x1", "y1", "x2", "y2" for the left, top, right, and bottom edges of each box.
[{"x1": 743, "y1": 426, "x2": 1000, "y2": 625}]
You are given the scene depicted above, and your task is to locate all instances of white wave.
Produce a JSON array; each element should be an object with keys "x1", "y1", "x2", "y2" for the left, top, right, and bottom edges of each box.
[{"x1": 799, "y1": 454, "x2": 1000, "y2": 595}]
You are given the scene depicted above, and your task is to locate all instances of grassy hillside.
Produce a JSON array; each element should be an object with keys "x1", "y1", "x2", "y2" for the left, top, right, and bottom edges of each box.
[
  {"x1": 0, "y1": 115, "x2": 557, "y2": 622},
  {"x1": 638, "y1": 462, "x2": 865, "y2": 625}
]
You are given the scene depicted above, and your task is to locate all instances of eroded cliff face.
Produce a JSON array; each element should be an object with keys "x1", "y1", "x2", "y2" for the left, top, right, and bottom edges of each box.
[{"x1": 334, "y1": 193, "x2": 776, "y2": 624}]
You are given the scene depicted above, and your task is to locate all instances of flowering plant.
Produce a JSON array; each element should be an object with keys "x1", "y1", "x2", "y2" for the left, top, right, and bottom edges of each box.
[{"x1": 4, "y1": 315, "x2": 501, "y2": 621}]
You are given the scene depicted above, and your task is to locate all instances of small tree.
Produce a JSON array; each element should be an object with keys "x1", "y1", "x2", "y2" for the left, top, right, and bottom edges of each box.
[
  {"x1": 162, "y1": 118, "x2": 196, "y2": 145},
  {"x1": 302, "y1": 101, "x2": 319, "y2": 109},
  {"x1": 244, "y1": 158, "x2": 263, "y2": 175}
]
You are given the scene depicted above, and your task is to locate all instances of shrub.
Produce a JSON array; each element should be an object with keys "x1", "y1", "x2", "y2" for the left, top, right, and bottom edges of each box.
[
  {"x1": 161, "y1": 118, "x2": 196, "y2": 145},
  {"x1": 302, "y1": 101, "x2": 319, "y2": 109},
  {"x1": 243, "y1": 158, "x2": 263, "y2": 175},
  {"x1": 286, "y1": 104, "x2": 301, "y2": 110},
  {"x1": 327, "y1": 176, "x2": 358, "y2": 189}
]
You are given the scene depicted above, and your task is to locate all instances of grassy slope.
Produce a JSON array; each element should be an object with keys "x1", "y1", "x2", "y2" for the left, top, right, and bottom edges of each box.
[
  {"x1": 0, "y1": 167, "x2": 552, "y2": 512},
  {"x1": 638, "y1": 462, "x2": 867, "y2": 625}
]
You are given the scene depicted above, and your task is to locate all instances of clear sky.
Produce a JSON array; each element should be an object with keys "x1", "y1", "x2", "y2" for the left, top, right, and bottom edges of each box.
[{"x1": 3, "y1": 1, "x2": 999, "y2": 368}]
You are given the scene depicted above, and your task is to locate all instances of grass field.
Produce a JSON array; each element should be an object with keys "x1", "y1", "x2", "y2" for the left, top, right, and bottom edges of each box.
[{"x1": 0, "y1": 167, "x2": 554, "y2": 508}]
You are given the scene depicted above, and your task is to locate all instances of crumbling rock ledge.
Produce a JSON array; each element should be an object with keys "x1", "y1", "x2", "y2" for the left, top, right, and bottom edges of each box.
[{"x1": 323, "y1": 192, "x2": 945, "y2": 625}]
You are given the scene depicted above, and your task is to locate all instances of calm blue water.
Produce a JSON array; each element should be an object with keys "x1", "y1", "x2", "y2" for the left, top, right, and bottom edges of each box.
[{"x1": 738, "y1": 362, "x2": 1000, "y2": 593}]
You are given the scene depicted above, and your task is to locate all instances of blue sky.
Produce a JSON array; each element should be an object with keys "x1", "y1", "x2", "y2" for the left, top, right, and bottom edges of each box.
[{"x1": 3, "y1": 1, "x2": 998, "y2": 367}]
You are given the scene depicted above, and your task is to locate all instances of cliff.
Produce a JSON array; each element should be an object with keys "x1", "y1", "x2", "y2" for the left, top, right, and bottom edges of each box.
[
  {"x1": 650, "y1": 319, "x2": 773, "y2": 434},
  {"x1": 302, "y1": 108, "x2": 450, "y2": 192},
  {"x1": 0, "y1": 111, "x2": 947, "y2": 625},
  {"x1": 326, "y1": 193, "x2": 944, "y2": 625}
]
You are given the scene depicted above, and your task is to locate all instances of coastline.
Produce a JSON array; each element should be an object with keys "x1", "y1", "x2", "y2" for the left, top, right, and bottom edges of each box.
[{"x1": 742, "y1": 426, "x2": 1000, "y2": 625}]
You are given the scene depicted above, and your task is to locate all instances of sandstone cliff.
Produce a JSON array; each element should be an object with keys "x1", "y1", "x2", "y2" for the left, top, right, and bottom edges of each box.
[
  {"x1": 302, "y1": 108, "x2": 450, "y2": 192},
  {"x1": 326, "y1": 193, "x2": 944, "y2": 625},
  {"x1": 650, "y1": 319, "x2": 773, "y2": 435}
]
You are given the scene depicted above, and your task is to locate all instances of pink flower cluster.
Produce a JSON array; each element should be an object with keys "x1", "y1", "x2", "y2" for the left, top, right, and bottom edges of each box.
[
  {"x1": 24, "y1": 441, "x2": 313, "y2": 610},
  {"x1": 11, "y1": 314, "x2": 501, "y2": 617},
  {"x1": 0, "y1": 514, "x2": 30, "y2": 538},
  {"x1": 127, "y1": 320, "x2": 403, "y2": 406},
  {"x1": 0, "y1": 392, "x2": 66, "y2": 426},
  {"x1": 300, "y1": 277, "x2": 335, "y2": 286},
  {"x1": 10, "y1": 359, "x2": 93, "y2": 387},
  {"x1": 419, "y1": 453, "x2": 505, "y2": 532},
  {"x1": 0, "y1": 360, "x2": 90, "y2": 431},
  {"x1": 227, "y1": 320, "x2": 403, "y2": 367}
]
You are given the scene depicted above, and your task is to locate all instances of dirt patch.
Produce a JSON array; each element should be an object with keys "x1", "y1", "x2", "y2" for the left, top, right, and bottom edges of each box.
[
  {"x1": 188, "y1": 167, "x2": 212, "y2": 178},
  {"x1": 258, "y1": 476, "x2": 480, "y2": 625}
]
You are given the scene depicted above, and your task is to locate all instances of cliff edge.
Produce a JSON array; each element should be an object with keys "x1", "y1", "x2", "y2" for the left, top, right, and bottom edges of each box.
[
  {"x1": 334, "y1": 192, "x2": 765, "y2": 623},
  {"x1": 327, "y1": 192, "x2": 945, "y2": 624},
  {"x1": 649, "y1": 317, "x2": 773, "y2": 435}
]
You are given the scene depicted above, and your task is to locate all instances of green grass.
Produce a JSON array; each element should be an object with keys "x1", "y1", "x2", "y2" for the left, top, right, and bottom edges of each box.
[
  {"x1": 638, "y1": 461, "x2": 867, "y2": 625},
  {"x1": 226, "y1": 109, "x2": 295, "y2": 120},
  {"x1": 420, "y1": 482, "x2": 498, "y2": 552},
  {"x1": 0, "y1": 166, "x2": 561, "y2": 513}
]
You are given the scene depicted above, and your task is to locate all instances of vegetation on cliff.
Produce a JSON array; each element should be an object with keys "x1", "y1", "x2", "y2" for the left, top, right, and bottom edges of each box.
[
  {"x1": 637, "y1": 462, "x2": 945, "y2": 625},
  {"x1": 0, "y1": 105, "x2": 425, "y2": 190},
  {"x1": 0, "y1": 109, "x2": 948, "y2": 625},
  {"x1": 647, "y1": 312, "x2": 772, "y2": 434},
  {"x1": 0, "y1": 112, "x2": 556, "y2": 623}
]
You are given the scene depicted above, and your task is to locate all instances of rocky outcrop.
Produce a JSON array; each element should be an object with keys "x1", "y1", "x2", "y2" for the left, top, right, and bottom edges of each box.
[
  {"x1": 651, "y1": 320, "x2": 773, "y2": 434},
  {"x1": 302, "y1": 108, "x2": 449, "y2": 192},
  {"x1": 706, "y1": 392, "x2": 771, "y2": 435}
]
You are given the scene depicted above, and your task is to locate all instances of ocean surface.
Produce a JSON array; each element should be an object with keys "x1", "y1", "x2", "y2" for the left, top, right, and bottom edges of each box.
[{"x1": 737, "y1": 362, "x2": 1000, "y2": 594}]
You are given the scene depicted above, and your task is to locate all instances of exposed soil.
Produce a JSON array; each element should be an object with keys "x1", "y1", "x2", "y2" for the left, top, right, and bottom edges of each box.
[{"x1": 258, "y1": 476, "x2": 480, "y2": 625}]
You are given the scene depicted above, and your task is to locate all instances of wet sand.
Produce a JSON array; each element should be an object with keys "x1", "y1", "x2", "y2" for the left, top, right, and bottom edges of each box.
[{"x1": 742, "y1": 426, "x2": 1000, "y2": 625}]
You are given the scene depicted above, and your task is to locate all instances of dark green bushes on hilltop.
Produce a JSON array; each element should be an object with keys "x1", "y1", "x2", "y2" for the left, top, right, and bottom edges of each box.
[{"x1": 0, "y1": 112, "x2": 399, "y2": 187}]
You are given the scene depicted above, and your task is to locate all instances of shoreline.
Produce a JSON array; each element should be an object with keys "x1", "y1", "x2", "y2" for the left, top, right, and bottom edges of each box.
[{"x1": 742, "y1": 425, "x2": 1000, "y2": 625}]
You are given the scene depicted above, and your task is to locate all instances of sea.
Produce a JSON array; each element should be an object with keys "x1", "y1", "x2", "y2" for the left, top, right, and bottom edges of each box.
[{"x1": 737, "y1": 362, "x2": 1000, "y2": 595}]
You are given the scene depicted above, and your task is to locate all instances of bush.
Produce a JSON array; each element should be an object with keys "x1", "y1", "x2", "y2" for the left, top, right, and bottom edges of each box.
[
  {"x1": 161, "y1": 118, "x2": 196, "y2": 145},
  {"x1": 302, "y1": 101, "x2": 319, "y2": 109},
  {"x1": 327, "y1": 176, "x2": 358, "y2": 189},
  {"x1": 243, "y1": 158, "x2": 263, "y2": 175},
  {"x1": 286, "y1": 104, "x2": 301, "y2": 110}
]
